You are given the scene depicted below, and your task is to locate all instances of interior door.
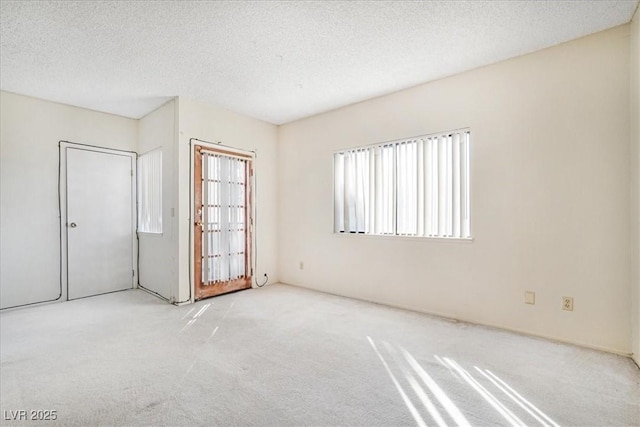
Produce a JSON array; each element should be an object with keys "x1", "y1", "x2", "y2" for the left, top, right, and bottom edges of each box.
[
  {"x1": 194, "y1": 145, "x2": 252, "y2": 300},
  {"x1": 66, "y1": 148, "x2": 134, "y2": 300}
]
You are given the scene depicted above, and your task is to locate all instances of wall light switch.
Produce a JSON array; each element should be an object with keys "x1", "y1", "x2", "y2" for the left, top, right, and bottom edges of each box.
[{"x1": 525, "y1": 291, "x2": 535, "y2": 305}]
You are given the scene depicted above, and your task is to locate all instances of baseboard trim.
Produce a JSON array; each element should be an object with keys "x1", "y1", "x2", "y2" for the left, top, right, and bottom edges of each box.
[{"x1": 279, "y1": 281, "x2": 633, "y2": 359}]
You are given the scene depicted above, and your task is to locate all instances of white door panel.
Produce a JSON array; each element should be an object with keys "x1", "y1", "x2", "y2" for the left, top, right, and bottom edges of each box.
[{"x1": 67, "y1": 148, "x2": 133, "y2": 300}]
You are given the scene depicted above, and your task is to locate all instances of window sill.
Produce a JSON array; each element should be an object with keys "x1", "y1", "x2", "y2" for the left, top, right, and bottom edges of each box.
[
  {"x1": 137, "y1": 231, "x2": 164, "y2": 236},
  {"x1": 333, "y1": 232, "x2": 474, "y2": 243}
]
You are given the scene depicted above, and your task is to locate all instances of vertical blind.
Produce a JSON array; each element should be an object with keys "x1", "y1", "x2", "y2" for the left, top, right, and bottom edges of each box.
[
  {"x1": 334, "y1": 129, "x2": 471, "y2": 239},
  {"x1": 137, "y1": 149, "x2": 162, "y2": 233},
  {"x1": 202, "y1": 153, "x2": 247, "y2": 284}
]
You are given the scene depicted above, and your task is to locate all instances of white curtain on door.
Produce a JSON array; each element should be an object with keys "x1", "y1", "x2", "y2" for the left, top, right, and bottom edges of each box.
[{"x1": 202, "y1": 153, "x2": 247, "y2": 284}]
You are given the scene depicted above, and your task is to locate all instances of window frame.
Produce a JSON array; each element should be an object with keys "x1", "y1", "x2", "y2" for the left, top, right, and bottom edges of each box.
[
  {"x1": 332, "y1": 128, "x2": 472, "y2": 241},
  {"x1": 137, "y1": 148, "x2": 163, "y2": 235}
]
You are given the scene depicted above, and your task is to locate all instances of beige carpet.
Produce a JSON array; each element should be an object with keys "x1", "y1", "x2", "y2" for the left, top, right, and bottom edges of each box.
[{"x1": 1, "y1": 284, "x2": 638, "y2": 426}]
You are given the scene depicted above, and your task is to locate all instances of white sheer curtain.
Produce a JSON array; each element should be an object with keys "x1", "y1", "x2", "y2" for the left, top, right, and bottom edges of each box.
[
  {"x1": 203, "y1": 153, "x2": 247, "y2": 284},
  {"x1": 137, "y1": 149, "x2": 162, "y2": 233},
  {"x1": 334, "y1": 149, "x2": 370, "y2": 233},
  {"x1": 424, "y1": 132, "x2": 470, "y2": 238},
  {"x1": 396, "y1": 140, "x2": 418, "y2": 235},
  {"x1": 334, "y1": 130, "x2": 471, "y2": 239},
  {"x1": 376, "y1": 145, "x2": 395, "y2": 234}
]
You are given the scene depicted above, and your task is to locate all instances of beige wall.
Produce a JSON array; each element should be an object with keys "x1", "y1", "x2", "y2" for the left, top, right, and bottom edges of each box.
[
  {"x1": 631, "y1": 9, "x2": 640, "y2": 366},
  {"x1": 0, "y1": 92, "x2": 278, "y2": 308},
  {"x1": 1, "y1": 21, "x2": 636, "y2": 358},
  {"x1": 278, "y1": 26, "x2": 632, "y2": 354},
  {"x1": 138, "y1": 99, "x2": 179, "y2": 300},
  {"x1": 0, "y1": 91, "x2": 138, "y2": 309},
  {"x1": 177, "y1": 98, "x2": 279, "y2": 301}
]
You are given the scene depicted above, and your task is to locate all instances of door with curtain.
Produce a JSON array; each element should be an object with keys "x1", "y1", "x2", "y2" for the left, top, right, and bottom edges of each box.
[{"x1": 194, "y1": 145, "x2": 253, "y2": 300}]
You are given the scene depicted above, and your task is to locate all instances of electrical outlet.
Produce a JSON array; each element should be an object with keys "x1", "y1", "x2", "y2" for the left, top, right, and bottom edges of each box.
[
  {"x1": 562, "y1": 296, "x2": 573, "y2": 311},
  {"x1": 525, "y1": 291, "x2": 535, "y2": 305},
  {"x1": 299, "y1": 261, "x2": 304, "y2": 270}
]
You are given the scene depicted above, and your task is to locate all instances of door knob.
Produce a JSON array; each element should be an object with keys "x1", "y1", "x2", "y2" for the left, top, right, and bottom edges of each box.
[{"x1": 69, "y1": 222, "x2": 77, "y2": 228}]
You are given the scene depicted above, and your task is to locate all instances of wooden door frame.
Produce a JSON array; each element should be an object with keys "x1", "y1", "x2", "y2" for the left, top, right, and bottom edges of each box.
[{"x1": 193, "y1": 144, "x2": 253, "y2": 301}]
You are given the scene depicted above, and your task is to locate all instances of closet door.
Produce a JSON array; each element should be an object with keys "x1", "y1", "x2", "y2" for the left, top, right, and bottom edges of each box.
[{"x1": 66, "y1": 147, "x2": 134, "y2": 300}]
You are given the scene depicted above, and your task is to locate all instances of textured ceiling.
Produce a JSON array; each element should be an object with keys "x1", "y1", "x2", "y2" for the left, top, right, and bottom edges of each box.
[{"x1": 1, "y1": 1, "x2": 638, "y2": 125}]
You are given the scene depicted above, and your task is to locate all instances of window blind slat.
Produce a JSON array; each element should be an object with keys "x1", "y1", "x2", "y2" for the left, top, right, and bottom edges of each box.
[
  {"x1": 453, "y1": 133, "x2": 461, "y2": 238},
  {"x1": 463, "y1": 132, "x2": 471, "y2": 238},
  {"x1": 417, "y1": 139, "x2": 425, "y2": 236},
  {"x1": 334, "y1": 154, "x2": 345, "y2": 233},
  {"x1": 447, "y1": 134, "x2": 453, "y2": 237}
]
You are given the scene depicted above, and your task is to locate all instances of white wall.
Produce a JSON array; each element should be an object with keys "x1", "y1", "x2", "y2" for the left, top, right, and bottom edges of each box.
[
  {"x1": 0, "y1": 91, "x2": 138, "y2": 309},
  {"x1": 278, "y1": 26, "x2": 632, "y2": 354},
  {"x1": 137, "y1": 99, "x2": 179, "y2": 300},
  {"x1": 177, "y1": 98, "x2": 279, "y2": 302},
  {"x1": 631, "y1": 9, "x2": 640, "y2": 366}
]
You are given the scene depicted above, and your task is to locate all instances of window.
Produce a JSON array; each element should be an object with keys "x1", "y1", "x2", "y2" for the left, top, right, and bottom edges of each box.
[
  {"x1": 137, "y1": 149, "x2": 162, "y2": 233},
  {"x1": 334, "y1": 129, "x2": 470, "y2": 239}
]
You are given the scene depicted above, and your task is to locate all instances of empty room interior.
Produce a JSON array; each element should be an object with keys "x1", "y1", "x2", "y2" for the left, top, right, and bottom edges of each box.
[{"x1": 1, "y1": 1, "x2": 640, "y2": 426}]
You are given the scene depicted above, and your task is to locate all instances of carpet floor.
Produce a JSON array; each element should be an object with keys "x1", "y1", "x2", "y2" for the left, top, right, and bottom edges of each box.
[{"x1": 0, "y1": 284, "x2": 638, "y2": 426}]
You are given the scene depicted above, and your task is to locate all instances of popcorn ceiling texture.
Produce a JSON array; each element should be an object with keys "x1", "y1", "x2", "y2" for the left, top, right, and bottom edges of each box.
[{"x1": 0, "y1": 1, "x2": 638, "y2": 124}]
